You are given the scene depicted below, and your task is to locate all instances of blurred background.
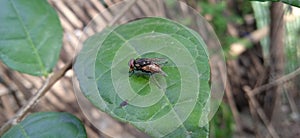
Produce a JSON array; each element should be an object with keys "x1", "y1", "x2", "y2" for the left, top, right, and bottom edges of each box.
[{"x1": 0, "y1": 0, "x2": 300, "y2": 137}]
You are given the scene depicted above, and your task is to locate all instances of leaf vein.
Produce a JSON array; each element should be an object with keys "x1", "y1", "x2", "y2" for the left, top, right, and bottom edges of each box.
[{"x1": 10, "y1": 0, "x2": 47, "y2": 75}]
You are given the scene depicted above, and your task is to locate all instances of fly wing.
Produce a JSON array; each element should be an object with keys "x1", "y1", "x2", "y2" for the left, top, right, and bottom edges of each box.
[
  {"x1": 135, "y1": 58, "x2": 168, "y2": 66},
  {"x1": 147, "y1": 58, "x2": 168, "y2": 66},
  {"x1": 134, "y1": 58, "x2": 152, "y2": 67}
]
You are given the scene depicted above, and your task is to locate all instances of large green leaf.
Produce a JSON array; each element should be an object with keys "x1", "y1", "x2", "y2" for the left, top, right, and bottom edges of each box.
[
  {"x1": 74, "y1": 17, "x2": 210, "y2": 137},
  {"x1": 2, "y1": 112, "x2": 87, "y2": 138},
  {"x1": 250, "y1": 0, "x2": 300, "y2": 8},
  {"x1": 0, "y1": 0, "x2": 63, "y2": 76}
]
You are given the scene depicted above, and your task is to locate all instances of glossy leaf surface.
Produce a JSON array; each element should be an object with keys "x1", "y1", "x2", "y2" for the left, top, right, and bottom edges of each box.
[
  {"x1": 2, "y1": 112, "x2": 87, "y2": 138},
  {"x1": 75, "y1": 17, "x2": 210, "y2": 137},
  {"x1": 0, "y1": 0, "x2": 63, "y2": 76}
]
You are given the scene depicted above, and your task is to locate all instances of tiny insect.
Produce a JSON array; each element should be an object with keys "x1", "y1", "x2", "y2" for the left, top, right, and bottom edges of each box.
[
  {"x1": 128, "y1": 58, "x2": 168, "y2": 76},
  {"x1": 119, "y1": 100, "x2": 128, "y2": 108}
]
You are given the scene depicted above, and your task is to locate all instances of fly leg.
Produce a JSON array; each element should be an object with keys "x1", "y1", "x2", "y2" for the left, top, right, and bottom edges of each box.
[{"x1": 129, "y1": 70, "x2": 134, "y2": 77}]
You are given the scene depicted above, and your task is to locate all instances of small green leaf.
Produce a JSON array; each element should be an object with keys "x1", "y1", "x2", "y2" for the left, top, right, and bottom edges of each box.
[
  {"x1": 75, "y1": 17, "x2": 210, "y2": 137},
  {"x1": 0, "y1": 0, "x2": 63, "y2": 76},
  {"x1": 2, "y1": 112, "x2": 87, "y2": 138}
]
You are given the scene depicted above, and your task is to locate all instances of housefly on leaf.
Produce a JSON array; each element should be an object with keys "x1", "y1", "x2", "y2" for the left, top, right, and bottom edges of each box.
[{"x1": 128, "y1": 58, "x2": 168, "y2": 77}]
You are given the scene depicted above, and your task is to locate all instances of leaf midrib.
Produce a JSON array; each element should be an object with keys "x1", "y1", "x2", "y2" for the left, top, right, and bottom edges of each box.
[
  {"x1": 10, "y1": 0, "x2": 46, "y2": 75},
  {"x1": 111, "y1": 28, "x2": 190, "y2": 134}
]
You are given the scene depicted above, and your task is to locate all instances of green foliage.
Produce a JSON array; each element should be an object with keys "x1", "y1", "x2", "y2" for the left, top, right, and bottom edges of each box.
[
  {"x1": 0, "y1": 0, "x2": 63, "y2": 76},
  {"x1": 241, "y1": 1, "x2": 255, "y2": 15},
  {"x1": 198, "y1": 1, "x2": 240, "y2": 53},
  {"x1": 285, "y1": 8, "x2": 300, "y2": 73},
  {"x1": 209, "y1": 103, "x2": 234, "y2": 138},
  {"x1": 250, "y1": 0, "x2": 300, "y2": 8},
  {"x1": 2, "y1": 112, "x2": 87, "y2": 138},
  {"x1": 251, "y1": 1, "x2": 270, "y2": 58},
  {"x1": 199, "y1": 1, "x2": 227, "y2": 37},
  {"x1": 74, "y1": 17, "x2": 211, "y2": 137}
]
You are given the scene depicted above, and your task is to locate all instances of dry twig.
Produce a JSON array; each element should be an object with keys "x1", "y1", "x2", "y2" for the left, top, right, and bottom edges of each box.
[
  {"x1": 252, "y1": 67, "x2": 300, "y2": 95},
  {"x1": 224, "y1": 76, "x2": 243, "y2": 132},
  {"x1": 0, "y1": 61, "x2": 72, "y2": 135},
  {"x1": 265, "y1": 2, "x2": 284, "y2": 119},
  {"x1": 243, "y1": 86, "x2": 279, "y2": 138}
]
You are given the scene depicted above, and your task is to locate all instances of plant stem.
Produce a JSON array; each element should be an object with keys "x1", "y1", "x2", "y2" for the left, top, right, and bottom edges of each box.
[{"x1": 0, "y1": 61, "x2": 72, "y2": 136}]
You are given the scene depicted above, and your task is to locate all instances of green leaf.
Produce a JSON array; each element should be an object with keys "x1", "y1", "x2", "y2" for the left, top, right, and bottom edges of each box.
[
  {"x1": 285, "y1": 7, "x2": 300, "y2": 73},
  {"x1": 0, "y1": 0, "x2": 63, "y2": 76},
  {"x1": 250, "y1": 0, "x2": 300, "y2": 8},
  {"x1": 2, "y1": 112, "x2": 87, "y2": 138},
  {"x1": 251, "y1": 1, "x2": 270, "y2": 58},
  {"x1": 74, "y1": 17, "x2": 210, "y2": 137}
]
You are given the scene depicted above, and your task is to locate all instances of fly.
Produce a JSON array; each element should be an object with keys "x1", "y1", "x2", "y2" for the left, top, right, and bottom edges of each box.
[{"x1": 128, "y1": 58, "x2": 168, "y2": 76}]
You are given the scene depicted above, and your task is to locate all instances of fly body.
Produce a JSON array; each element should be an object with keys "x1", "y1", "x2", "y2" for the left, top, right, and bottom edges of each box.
[{"x1": 128, "y1": 58, "x2": 167, "y2": 76}]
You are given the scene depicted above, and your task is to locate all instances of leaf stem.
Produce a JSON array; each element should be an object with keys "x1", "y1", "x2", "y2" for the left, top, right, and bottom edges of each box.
[{"x1": 0, "y1": 61, "x2": 72, "y2": 135}]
